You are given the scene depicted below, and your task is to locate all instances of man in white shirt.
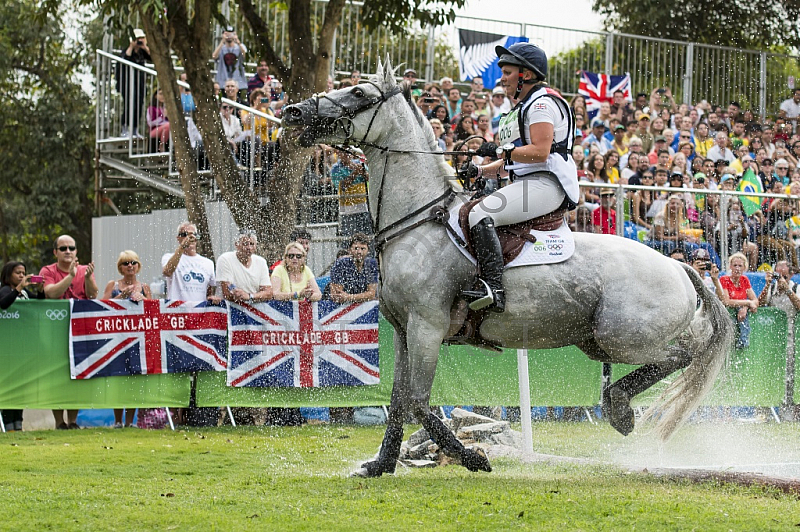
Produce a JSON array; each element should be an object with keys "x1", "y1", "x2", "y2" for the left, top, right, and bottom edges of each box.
[
  {"x1": 216, "y1": 231, "x2": 272, "y2": 303},
  {"x1": 779, "y1": 88, "x2": 800, "y2": 132},
  {"x1": 706, "y1": 131, "x2": 735, "y2": 163},
  {"x1": 161, "y1": 222, "x2": 217, "y2": 302}
]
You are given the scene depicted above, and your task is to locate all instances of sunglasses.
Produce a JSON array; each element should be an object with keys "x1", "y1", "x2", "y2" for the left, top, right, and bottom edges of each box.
[
  {"x1": 777, "y1": 167, "x2": 789, "y2": 170},
  {"x1": 58, "y1": 246, "x2": 77, "y2": 252},
  {"x1": 178, "y1": 232, "x2": 199, "y2": 238},
  {"x1": 286, "y1": 253, "x2": 304, "y2": 259},
  {"x1": 121, "y1": 261, "x2": 139, "y2": 266},
  {"x1": 221, "y1": 105, "x2": 231, "y2": 110}
]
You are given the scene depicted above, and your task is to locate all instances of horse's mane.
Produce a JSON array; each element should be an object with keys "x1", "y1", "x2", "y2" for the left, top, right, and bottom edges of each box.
[{"x1": 372, "y1": 57, "x2": 455, "y2": 183}]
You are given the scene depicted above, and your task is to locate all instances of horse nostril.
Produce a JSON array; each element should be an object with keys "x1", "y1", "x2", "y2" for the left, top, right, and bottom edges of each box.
[{"x1": 286, "y1": 106, "x2": 302, "y2": 119}]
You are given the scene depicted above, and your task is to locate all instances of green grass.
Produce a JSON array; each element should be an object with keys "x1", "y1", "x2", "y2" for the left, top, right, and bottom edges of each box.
[{"x1": 1, "y1": 422, "x2": 799, "y2": 531}]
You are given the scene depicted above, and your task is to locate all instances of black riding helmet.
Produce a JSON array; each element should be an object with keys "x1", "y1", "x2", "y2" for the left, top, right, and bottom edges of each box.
[{"x1": 496, "y1": 42, "x2": 548, "y2": 99}]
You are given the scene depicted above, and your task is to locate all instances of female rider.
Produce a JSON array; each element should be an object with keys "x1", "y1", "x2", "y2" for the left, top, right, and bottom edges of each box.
[{"x1": 461, "y1": 43, "x2": 579, "y2": 313}]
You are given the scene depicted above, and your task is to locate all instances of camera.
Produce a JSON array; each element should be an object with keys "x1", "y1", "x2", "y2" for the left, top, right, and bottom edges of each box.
[
  {"x1": 656, "y1": 88, "x2": 666, "y2": 94},
  {"x1": 30, "y1": 275, "x2": 44, "y2": 283},
  {"x1": 698, "y1": 260, "x2": 712, "y2": 271},
  {"x1": 136, "y1": 39, "x2": 144, "y2": 46},
  {"x1": 423, "y1": 97, "x2": 436, "y2": 103},
  {"x1": 260, "y1": 97, "x2": 269, "y2": 104}
]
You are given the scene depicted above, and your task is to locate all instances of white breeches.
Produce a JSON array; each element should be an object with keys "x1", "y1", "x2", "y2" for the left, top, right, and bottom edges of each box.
[{"x1": 468, "y1": 172, "x2": 566, "y2": 228}]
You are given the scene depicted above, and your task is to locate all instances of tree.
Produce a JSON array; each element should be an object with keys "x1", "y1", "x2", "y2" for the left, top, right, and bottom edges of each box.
[
  {"x1": 593, "y1": 0, "x2": 800, "y2": 50},
  {"x1": 0, "y1": 0, "x2": 95, "y2": 268}
]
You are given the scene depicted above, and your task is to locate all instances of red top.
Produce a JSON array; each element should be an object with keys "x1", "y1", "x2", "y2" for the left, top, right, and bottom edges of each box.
[
  {"x1": 719, "y1": 275, "x2": 751, "y2": 300},
  {"x1": 591, "y1": 206, "x2": 616, "y2": 235},
  {"x1": 40, "y1": 263, "x2": 92, "y2": 300}
]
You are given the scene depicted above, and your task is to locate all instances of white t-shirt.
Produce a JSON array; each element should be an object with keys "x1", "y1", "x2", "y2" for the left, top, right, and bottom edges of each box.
[
  {"x1": 161, "y1": 252, "x2": 216, "y2": 301},
  {"x1": 780, "y1": 98, "x2": 800, "y2": 119},
  {"x1": 215, "y1": 251, "x2": 271, "y2": 294}
]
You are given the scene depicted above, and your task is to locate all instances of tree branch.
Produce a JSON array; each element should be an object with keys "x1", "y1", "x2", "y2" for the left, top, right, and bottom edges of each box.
[{"x1": 236, "y1": 0, "x2": 289, "y2": 81}]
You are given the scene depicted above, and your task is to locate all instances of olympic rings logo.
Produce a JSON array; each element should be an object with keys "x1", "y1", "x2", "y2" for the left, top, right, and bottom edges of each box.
[
  {"x1": 46, "y1": 309, "x2": 68, "y2": 321},
  {"x1": 548, "y1": 244, "x2": 564, "y2": 251}
]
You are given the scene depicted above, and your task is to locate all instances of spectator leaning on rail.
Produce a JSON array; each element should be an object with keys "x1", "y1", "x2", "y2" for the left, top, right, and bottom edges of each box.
[
  {"x1": 161, "y1": 222, "x2": 217, "y2": 302},
  {"x1": 719, "y1": 252, "x2": 759, "y2": 350},
  {"x1": 216, "y1": 231, "x2": 272, "y2": 305},
  {"x1": 41, "y1": 235, "x2": 98, "y2": 430},
  {"x1": 270, "y1": 242, "x2": 322, "y2": 302},
  {"x1": 330, "y1": 148, "x2": 373, "y2": 244},
  {"x1": 327, "y1": 233, "x2": 378, "y2": 305},
  {"x1": 0, "y1": 261, "x2": 45, "y2": 432}
]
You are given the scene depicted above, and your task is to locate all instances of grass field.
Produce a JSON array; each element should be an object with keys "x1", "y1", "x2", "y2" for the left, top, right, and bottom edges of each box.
[{"x1": 2, "y1": 421, "x2": 799, "y2": 531}]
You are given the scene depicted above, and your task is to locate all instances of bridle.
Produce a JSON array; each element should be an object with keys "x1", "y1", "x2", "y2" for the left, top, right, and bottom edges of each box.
[{"x1": 295, "y1": 82, "x2": 466, "y2": 254}]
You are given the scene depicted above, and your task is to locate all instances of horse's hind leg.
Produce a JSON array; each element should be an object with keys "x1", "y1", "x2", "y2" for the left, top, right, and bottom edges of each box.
[
  {"x1": 579, "y1": 340, "x2": 691, "y2": 436},
  {"x1": 353, "y1": 331, "x2": 410, "y2": 478}
]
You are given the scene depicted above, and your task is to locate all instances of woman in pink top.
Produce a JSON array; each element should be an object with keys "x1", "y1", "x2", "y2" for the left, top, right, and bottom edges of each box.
[{"x1": 147, "y1": 88, "x2": 170, "y2": 151}]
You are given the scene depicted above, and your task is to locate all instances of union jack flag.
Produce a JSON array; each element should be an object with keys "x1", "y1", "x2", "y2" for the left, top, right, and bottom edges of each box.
[
  {"x1": 69, "y1": 299, "x2": 228, "y2": 379},
  {"x1": 227, "y1": 300, "x2": 379, "y2": 388},
  {"x1": 578, "y1": 70, "x2": 632, "y2": 120}
]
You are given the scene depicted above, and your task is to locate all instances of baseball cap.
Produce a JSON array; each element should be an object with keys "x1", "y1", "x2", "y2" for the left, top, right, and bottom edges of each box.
[
  {"x1": 720, "y1": 173, "x2": 735, "y2": 183},
  {"x1": 614, "y1": 124, "x2": 626, "y2": 131},
  {"x1": 691, "y1": 248, "x2": 711, "y2": 261},
  {"x1": 693, "y1": 172, "x2": 707, "y2": 181},
  {"x1": 635, "y1": 111, "x2": 650, "y2": 121},
  {"x1": 404, "y1": 68, "x2": 417, "y2": 77},
  {"x1": 591, "y1": 118, "x2": 606, "y2": 129},
  {"x1": 133, "y1": 28, "x2": 145, "y2": 39},
  {"x1": 600, "y1": 189, "x2": 615, "y2": 196},
  {"x1": 492, "y1": 86, "x2": 505, "y2": 95},
  {"x1": 654, "y1": 135, "x2": 667, "y2": 142},
  {"x1": 225, "y1": 25, "x2": 235, "y2": 32}
]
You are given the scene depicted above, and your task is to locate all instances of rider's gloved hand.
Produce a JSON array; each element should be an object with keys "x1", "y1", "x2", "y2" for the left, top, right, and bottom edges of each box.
[{"x1": 457, "y1": 161, "x2": 479, "y2": 182}]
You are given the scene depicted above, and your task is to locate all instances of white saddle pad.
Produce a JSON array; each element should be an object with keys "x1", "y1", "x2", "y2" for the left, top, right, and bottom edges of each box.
[{"x1": 445, "y1": 202, "x2": 575, "y2": 268}]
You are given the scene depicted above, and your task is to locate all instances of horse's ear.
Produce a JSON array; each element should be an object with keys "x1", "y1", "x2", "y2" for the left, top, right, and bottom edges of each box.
[
  {"x1": 383, "y1": 54, "x2": 396, "y2": 88},
  {"x1": 376, "y1": 57, "x2": 384, "y2": 81}
]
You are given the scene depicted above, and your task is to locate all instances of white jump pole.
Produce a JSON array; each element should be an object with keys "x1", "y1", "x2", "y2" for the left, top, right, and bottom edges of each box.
[{"x1": 516, "y1": 349, "x2": 534, "y2": 457}]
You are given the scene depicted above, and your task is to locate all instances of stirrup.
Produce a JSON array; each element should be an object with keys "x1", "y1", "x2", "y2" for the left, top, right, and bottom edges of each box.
[{"x1": 463, "y1": 279, "x2": 495, "y2": 311}]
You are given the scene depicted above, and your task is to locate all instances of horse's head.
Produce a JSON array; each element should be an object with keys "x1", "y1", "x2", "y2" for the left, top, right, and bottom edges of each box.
[{"x1": 283, "y1": 58, "x2": 404, "y2": 147}]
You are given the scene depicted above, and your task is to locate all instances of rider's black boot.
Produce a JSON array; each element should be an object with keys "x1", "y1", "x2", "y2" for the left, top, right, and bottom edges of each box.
[{"x1": 462, "y1": 218, "x2": 505, "y2": 313}]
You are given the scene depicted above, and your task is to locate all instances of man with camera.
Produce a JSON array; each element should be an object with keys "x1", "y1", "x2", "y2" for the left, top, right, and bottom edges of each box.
[
  {"x1": 212, "y1": 26, "x2": 248, "y2": 94},
  {"x1": 161, "y1": 222, "x2": 217, "y2": 302},
  {"x1": 116, "y1": 28, "x2": 151, "y2": 138},
  {"x1": 689, "y1": 248, "x2": 722, "y2": 294}
]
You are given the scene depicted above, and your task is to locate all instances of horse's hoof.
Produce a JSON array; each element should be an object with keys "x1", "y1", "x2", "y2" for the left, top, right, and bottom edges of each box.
[
  {"x1": 352, "y1": 460, "x2": 395, "y2": 478},
  {"x1": 462, "y1": 447, "x2": 492, "y2": 472},
  {"x1": 605, "y1": 387, "x2": 635, "y2": 436}
]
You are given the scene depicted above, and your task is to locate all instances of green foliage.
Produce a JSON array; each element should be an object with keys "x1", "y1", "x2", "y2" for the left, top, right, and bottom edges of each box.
[
  {"x1": 360, "y1": 0, "x2": 467, "y2": 34},
  {"x1": 0, "y1": 0, "x2": 95, "y2": 269},
  {"x1": 593, "y1": 0, "x2": 800, "y2": 50},
  {"x1": 1, "y1": 424, "x2": 799, "y2": 529}
]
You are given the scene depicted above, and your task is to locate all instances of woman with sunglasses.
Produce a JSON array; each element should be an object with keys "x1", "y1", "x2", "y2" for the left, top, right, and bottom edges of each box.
[
  {"x1": 220, "y1": 100, "x2": 244, "y2": 161},
  {"x1": 270, "y1": 242, "x2": 321, "y2": 302},
  {"x1": 102, "y1": 250, "x2": 152, "y2": 428}
]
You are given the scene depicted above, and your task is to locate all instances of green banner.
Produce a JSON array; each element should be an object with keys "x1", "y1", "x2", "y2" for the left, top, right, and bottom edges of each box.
[
  {"x1": 196, "y1": 320, "x2": 606, "y2": 408},
  {"x1": 626, "y1": 307, "x2": 788, "y2": 407},
  {"x1": 0, "y1": 301, "x2": 791, "y2": 409},
  {"x1": 0, "y1": 300, "x2": 191, "y2": 409}
]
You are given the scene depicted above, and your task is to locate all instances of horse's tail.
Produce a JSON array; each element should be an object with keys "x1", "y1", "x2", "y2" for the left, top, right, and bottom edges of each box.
[{"x1": 648, "y1": 264, "x2": 734, "y2": 440}]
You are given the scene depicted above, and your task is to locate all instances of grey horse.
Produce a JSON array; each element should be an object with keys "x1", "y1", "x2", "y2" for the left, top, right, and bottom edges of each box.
[{"x1": 283, "y1": 58, "x2": 733, "y2": 478}]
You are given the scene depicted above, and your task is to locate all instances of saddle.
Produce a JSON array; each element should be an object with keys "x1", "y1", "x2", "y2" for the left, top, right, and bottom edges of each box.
[
  {"x1": 446, "y1": 200, "x2": 568, "y2": 352},
  {"x1": 457, "y1": 199, "x2": 566, "y2": 265}
]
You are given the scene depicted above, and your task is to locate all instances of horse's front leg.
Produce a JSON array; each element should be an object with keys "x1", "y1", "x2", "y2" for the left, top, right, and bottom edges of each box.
[
  {"x1": 352, "y1": 330, "x2": 411, "y2": 478},
  {"x1": 406, "y1": 316, "x2": 492, "y2": 473}
]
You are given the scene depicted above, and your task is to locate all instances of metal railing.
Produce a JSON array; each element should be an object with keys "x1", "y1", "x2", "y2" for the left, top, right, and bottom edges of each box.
[{"x1": 582, "y1": 181, "x2": 800, "y2": 270}]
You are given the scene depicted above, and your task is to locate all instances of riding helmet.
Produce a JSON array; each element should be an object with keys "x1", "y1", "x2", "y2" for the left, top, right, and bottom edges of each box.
[{"x1": 496, "y1": 42, "x2": 548, "y2": 81}]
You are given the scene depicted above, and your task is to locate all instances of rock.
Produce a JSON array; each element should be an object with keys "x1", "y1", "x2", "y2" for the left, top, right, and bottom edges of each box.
[
  {"x1": 449, "y1": 408, "x2": 496, "y2": 433},
  {"x1": 401, "y1": 459, "x2": 437, "y2": 468},
  {"x1": 456, "y1": 421, "x2": 511, "y2": 442},
  {"x1": 408, "y1": 441, "x2": 434, "y2": 460},
  {"x1": 405, "y1": 427, "x2": 431, "y2": 448}
]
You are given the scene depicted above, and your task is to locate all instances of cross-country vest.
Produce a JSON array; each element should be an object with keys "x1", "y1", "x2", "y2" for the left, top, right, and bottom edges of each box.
[{"x1": 496, "y1": 86, "x2": 579, "y2": 205}]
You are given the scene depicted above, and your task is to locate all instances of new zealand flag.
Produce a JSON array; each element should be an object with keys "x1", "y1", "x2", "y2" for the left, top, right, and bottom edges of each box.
[
  {"x1": 227, "y1": 300, "x2": 379, "y2": 388},
  {"x1": 458, "y1": 29, "x2": 528, "y2": 90},
  {"x1": 69, "y1": 299, "x2": 228, "y2": 379}
]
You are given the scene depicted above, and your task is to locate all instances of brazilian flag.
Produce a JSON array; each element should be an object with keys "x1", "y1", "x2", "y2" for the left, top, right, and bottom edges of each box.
[{"x1": 738, "y1": 168, "x2": 763, "y2": 216}]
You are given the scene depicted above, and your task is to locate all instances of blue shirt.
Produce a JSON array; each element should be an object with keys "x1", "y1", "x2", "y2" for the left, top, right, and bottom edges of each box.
[{"x1": 330, "y1": 257, "x2": 378, "y2": 295}]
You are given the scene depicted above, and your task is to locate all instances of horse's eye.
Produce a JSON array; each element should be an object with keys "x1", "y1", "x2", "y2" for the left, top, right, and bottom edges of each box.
[{"x1": 352, "y1": 88, "x2": 364, "y2": 98}]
